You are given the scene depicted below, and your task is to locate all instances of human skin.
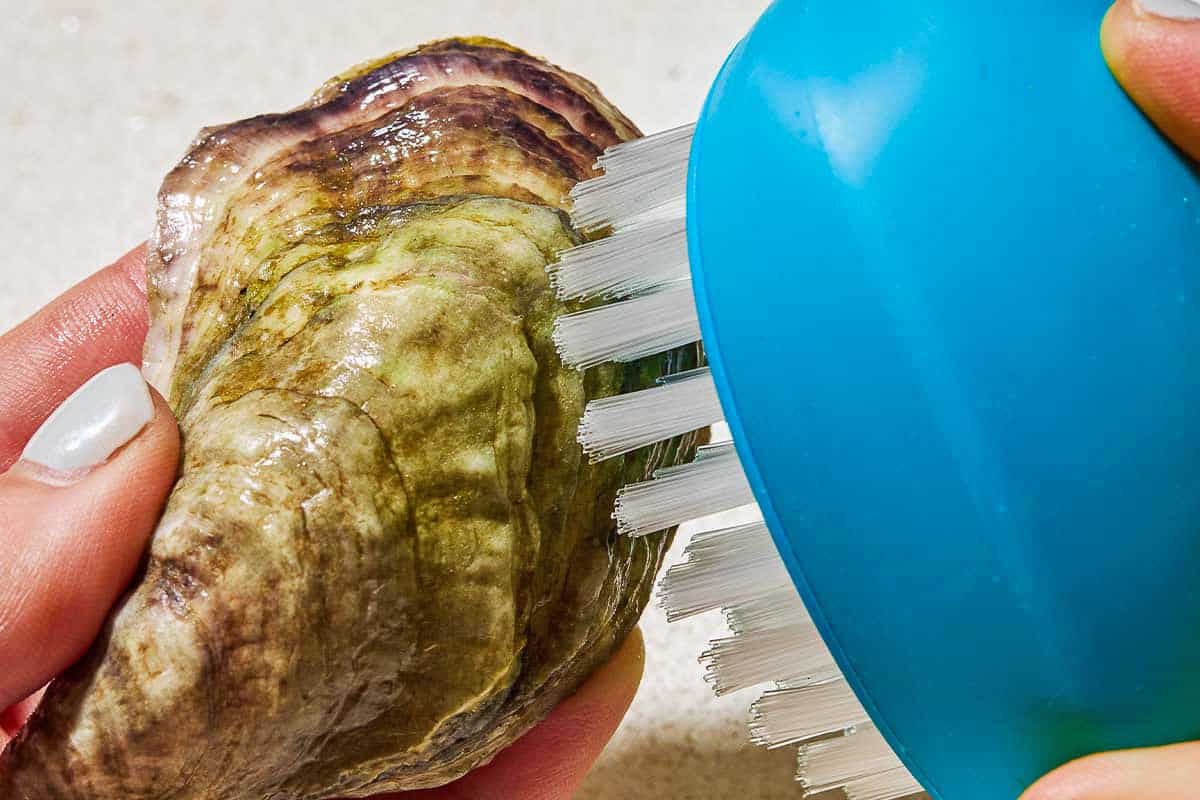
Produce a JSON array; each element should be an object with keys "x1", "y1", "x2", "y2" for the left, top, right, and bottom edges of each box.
[
  {"x1": 1, "y1": 38, "x2": 698, "y2": 799},
  {"x1": 0, "y1": 2, "x2": 1196, "y2": 796},
  {"x1": 0, "y1": 245, "x2": 645, "y2": 800},
  {"x1": 1020, "y1": 1, "x2": 1200, "y2": 798}
]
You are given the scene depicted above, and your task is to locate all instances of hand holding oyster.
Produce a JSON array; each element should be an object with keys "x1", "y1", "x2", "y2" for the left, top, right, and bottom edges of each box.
[{"x1": 0, "y1": 38, "x2": 700, "y2": 798}]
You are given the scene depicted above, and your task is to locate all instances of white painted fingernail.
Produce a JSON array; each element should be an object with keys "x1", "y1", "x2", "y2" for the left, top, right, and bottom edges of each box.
[
  {"x1": 20, "y1": 363, "x2": 154, "y2": 475},
  {"x1": 1136, "y1": 0, "x2": 1200, "y2": 20}
]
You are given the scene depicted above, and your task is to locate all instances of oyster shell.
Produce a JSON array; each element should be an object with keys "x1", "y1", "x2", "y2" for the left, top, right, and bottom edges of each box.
[{"x1": 0, "y1": 38, "x2": 699, "y2": 799}]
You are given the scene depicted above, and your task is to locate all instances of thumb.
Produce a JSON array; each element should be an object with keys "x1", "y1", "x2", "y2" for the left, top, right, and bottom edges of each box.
[
  {"x1": 396, "y1": 628, "x2": 646, "y2": 800},
  {"x1": 0, "y1": 363, "x2": 179, "y2": 717},
  {"x1": 1102, "y1": 0, "x2": 1200, "y2": 160},
  {"x1": 1020, "y1": 741, "x2": 1200, "y2": 799}
]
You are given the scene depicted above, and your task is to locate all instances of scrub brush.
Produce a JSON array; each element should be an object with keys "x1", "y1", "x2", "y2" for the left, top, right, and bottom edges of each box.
[
  {"x1": 555, "y1": 122, "x2": 922, "y2": 800},
  {"x1": 550, "y1": 1, "x2": 1200, "y2": 799}
]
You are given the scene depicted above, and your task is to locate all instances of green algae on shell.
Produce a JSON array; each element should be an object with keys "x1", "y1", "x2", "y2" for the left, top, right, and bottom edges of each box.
[{"x1": 0, "y1": 38, "x2": 700, "y2": 799}]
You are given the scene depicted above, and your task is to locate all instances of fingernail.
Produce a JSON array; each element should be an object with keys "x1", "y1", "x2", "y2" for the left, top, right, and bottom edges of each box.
[
  {"x1": 20, "y1": 363, "x2": 154, "y2": 477},
  {"x1": 1135, "y1": 0, "x2": 1200, "y2": 20}
]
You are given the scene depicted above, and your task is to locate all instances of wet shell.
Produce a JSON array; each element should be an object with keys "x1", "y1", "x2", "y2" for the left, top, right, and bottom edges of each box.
[{"x1": 0, "y1": 38, "x2": 699, "y2": 799}]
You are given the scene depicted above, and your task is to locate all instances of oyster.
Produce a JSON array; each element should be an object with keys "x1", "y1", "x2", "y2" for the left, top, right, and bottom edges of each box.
[{"x1": 0, "y1": 38, "x2": 699, "y2": 799}]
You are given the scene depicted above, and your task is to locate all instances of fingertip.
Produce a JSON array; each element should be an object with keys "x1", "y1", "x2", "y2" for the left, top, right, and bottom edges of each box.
[
  {"x1": 112, "y1": 243, "x2": 149, "y2": 295},
  {"x1": 623, "y1": 625, "x2": 646, "y2": 673},
  {"x1": 522, "y1": 627, "x2": 646, "y2": 757},
  {"x1": 1021, "y1": 751, "x2": 1118, "y2": 800},
  {"x1": 0, "y1": 250, "x2": 153, "y2": 470},
  {"x1": 580, "y1": 626, "x2": 645, "y2": 715},
  {"x1": 1100, "y1": 1, "x2": 1129, "y2": 57},
  {"x1": 1022, "y1": 741, "x2": 1200, "y2": 800},
  {"x1": 0, "y1": 380, "x2": 178, "y2": 709},
  {"x1": 422, "y1": 629, "x2": 646, "y2": 800},
  {"x1": 1100, "y1": 2, "x2": 1128, "y2": 77},
  {"x1": 1098, "y1": 0, "x2": 1200, "y2": 160},
  {"x1": 0, "y1": 688, "x2": 46, "y2": 741},
  {"x1": 125, "y1": 386, "x2": 181, "y2": 474}
]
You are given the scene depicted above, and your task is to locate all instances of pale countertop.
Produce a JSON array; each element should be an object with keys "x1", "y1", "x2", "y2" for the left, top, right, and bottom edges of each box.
[{"x1": 0, "y1": 2, "x2": 801, "y2": 798}]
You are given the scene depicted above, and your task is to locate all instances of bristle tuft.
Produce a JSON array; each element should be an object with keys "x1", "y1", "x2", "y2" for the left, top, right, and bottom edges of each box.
[
  {"x1": 798, "y1": 724, "x2": 914, "y2": 799},
  {"x1": 569, "y1": 123, "x2": 694, "y2": 232},
  {"x1": 578, "y1": 367, "x2": 722, "y2": 462},
  {"x1": 553, "y1": 282, "x2": 701, "y2": 370},
  {"x1": 841, "y1": 768, "x2": 925, "y2": 800},
  {"x1": 548, "y1": 216, "x2": 689, "y2": 301},
  {"x1": 749, "y1": 680, "x2": 870, "y2": 748},
  {"x1": 658, "y1": 519, "x2": 793, "y2": 622},
  {"x1": 615, "y1": 442, "x2": 754, "y2": 536},
  {"x1": 702, "y1": 621, "x2": 839, "y2": 695},
  {"x1": 724, "y1": 587, "x2": 811, "y2": 634}
]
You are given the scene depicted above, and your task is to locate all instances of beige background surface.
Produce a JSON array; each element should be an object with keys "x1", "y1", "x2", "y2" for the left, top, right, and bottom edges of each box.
[{"x1": 0, "y1": 2, "x2": 801, "y2": 798}]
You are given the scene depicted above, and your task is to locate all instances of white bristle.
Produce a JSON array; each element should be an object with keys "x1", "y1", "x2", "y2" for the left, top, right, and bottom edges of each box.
[
  {"x1": 749, "y1": 680, "x2": 870, "y2": 748},
  {"x1": 548, "y1": 216, "x2": 689, "y2": 301},
  {"x1": 614, "y1": 442, "x2": 754, "y2": 536},
  {"x1": 654, "y1": 485, "x2": 922, "y2": 795},
  {"x1": 578, "y1": 367, "x2": 722, "y2": 462},
  {"x1": 702, "y1": 621, "x2": 839, "y2": 695},
  {"x1": 799, "y1": 724, "x2": 911, "y2": 797},
  {"x1": 569, "y1": 123, "x2": 694, "y2": 231},
  {"x1": 658, "y1": 520, "x2": 794, "y2": 622},
  {"x1": 553, "y1": 282, "x2": 701, "y2": 370},
  {"x1": 692, "y1": 441, "x2": 732, "y2": 459},
  {"x1": 725, "y1": 587, "x2": 812, "y2": 634},
  {"x1": 842, "y1": 768, "x2": 925, "y2": 800},
  {"x1": 591, "y1": 123, "x2": 695, "y2": 180},
  {"x1": 556, "y1": 122, "x2": 923, "y2": 798}
]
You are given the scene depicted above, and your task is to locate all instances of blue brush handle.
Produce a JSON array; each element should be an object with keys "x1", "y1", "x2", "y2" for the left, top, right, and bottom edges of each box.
[{"x1": 688, "y1": 1, "x2": 1200, "y2": 797}]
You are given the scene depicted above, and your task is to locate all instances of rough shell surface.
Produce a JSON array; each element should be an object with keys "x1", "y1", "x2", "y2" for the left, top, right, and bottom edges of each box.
[{"x1": 0, "y1": 38, "x2": 700, "y2": 799}]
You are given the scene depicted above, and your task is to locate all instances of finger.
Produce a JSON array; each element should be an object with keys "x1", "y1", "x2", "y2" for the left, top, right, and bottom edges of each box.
[
  {"x1": 0, "y1": 244, "x2": 149, "y2": 471},
  {"x1": 397, "y1": 628, "x2": 646, "y2": 800},
  {"x1": 1021, "y1": 740, "x2": 1200, "y2": 799},
  {"x1": 1026, "y1": 18, "x2": 1200, "y2": 796},
  {"x1": 0, "y1": 366, "x2": 179, "y2": 712},
  {"x1": 0, "y1": 688, "x2": 45, "y2": 742},
  {"x1": 1102, "y1": 0, "x2": 1200, "y2": 160}
]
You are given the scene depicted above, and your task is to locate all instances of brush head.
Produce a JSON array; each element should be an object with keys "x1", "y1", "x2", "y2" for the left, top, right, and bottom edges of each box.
[
  {"x1": 686, "y1": 1, "x2": 1200, "y2": 797},
  {"x1": 557, "y1": 1, "x2": 1200, "y2": 798},
  {"x1": 556, "y1": 121, "x2": 923, "y2": 798}
]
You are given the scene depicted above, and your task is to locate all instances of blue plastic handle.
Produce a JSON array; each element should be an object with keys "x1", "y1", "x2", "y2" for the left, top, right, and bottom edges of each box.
[{"x1": 688, "y1": 1, "x2": 1200, "y2": 797}]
